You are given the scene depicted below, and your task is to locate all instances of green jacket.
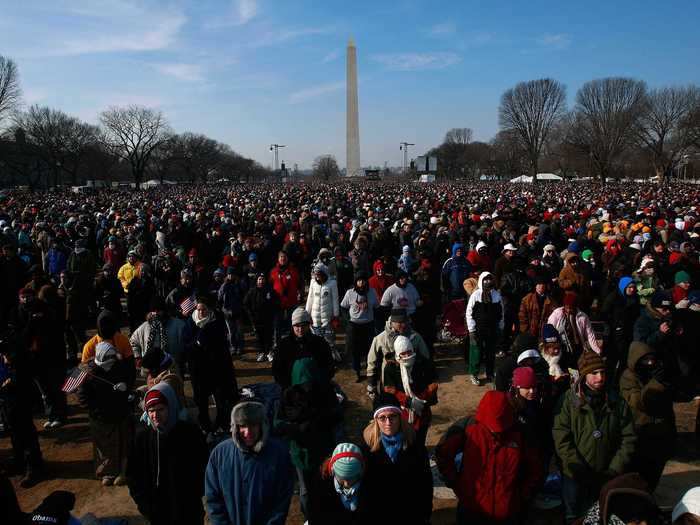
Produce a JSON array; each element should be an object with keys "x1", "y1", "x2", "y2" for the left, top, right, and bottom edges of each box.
[{"x1": 553, "y1": 384, "x2": 636, "y2": 479}]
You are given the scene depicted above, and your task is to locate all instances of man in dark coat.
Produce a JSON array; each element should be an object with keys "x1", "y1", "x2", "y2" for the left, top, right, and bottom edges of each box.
[{"x1": 127, "y1": 383, "x2": 208, "y2": 525}]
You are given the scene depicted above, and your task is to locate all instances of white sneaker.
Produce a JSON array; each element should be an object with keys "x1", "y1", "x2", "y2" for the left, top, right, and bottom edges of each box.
[
  {"x1": 331, "y1": 349, "x2": 342, "y2": 362},
  {"x1": 267, "y1": 352, "x2": 275, "y2": 362},
  {"x1": 256, "y1": 353, "x2": 266, "y2": 362},
  {"x1": 49, "y1": 420, "x2": 64, "y2": 429},
  {"x1": 43, "y1": 420, "x2": 52, "y2": 429}
]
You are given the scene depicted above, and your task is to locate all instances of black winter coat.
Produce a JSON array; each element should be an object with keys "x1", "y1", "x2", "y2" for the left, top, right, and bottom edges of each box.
[
  {"x1": 78, "y1": 361, "x2": 132, "y2": 423},
  {"x1": 183, "y1": 315, "x2": 234, "y2": 383},
  {"x1": 307, "y1": 472, "x2": 371, "y2": 525},
  {"x1": 127, "y1": 421, "x2": 208, "y2": 525}
]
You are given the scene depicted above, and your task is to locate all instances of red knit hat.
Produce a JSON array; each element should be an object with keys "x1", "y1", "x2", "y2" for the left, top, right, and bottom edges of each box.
[
  {"x1": 144, "y1": 389, "x2": 167, "y2": 409},
  {"x1": 563, "y1": 291, "x2": 579, "y2": 307},
  {"x1": 512, "y1": 366, "x2": 537, "y2": 389}
]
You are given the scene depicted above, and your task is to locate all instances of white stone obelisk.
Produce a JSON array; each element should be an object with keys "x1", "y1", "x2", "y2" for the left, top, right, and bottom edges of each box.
[{"x1": 346, "y1": 38, "x2": 361, "y2": 177}]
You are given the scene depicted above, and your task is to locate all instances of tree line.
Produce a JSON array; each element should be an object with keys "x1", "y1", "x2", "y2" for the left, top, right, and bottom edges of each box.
[
  {"x1": 430, "y1": 77, "x2": 700, "y2": 182},
  {"x1": 0, "y1": 55, "x2": 270, "y2": 189}
]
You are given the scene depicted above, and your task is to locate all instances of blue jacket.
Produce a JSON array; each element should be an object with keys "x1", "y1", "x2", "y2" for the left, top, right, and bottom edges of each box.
[
  {"x1": 442, "y1": 244, "x2": 473, "y2": 300},
  {"x1": 205, "y1": 437, "x2": 294, "y2": 525},
  {"x1": 46, "y1": 248, "x2": 68, "y2": 279}
]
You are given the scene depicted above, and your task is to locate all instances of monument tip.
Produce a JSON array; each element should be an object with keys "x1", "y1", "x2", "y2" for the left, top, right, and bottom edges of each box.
[{"x1": 348, "y1": 37, "x2": 355, "y2": 48}]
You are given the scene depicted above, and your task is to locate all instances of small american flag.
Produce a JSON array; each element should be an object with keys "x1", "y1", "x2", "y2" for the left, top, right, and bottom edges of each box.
[
  {"x1": 180, "y1": 296, "x2": 196, "y2": 316},
  {"x1": 62, "y1": 368, "x2": 88, "y2": 393}
]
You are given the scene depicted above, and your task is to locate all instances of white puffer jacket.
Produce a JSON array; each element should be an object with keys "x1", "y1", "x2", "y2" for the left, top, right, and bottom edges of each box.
[{"x1": 306, "y1": 277, "x2": 339, "y2": 328}]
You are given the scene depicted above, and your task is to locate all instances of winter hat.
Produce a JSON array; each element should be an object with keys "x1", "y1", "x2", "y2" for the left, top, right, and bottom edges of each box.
[
  {"x1": 94, "y1": 341, "x2": 118, "y2": 371},
  {"x1": 618, "y1": 276, "x2": 635, "y2": 295},
  {"x1": 313, "y1": 262, "x2": 329, "y2": 277},
  {"x1": 672, "y1": 487, "x2": 700, "y2": 522},
  {"x1": 372, "y1": 392, "x2": 402, "y2": 419},
  {"x1": 393, "y1": 335, "x2": 413, "y2": 355},
  {"x1": 248, "y1": 252, "x2": 257, "y2": 261},
  {"x1": 542, "y1": 324, "x2": 560, "y2": 344},
  {"x1": 577, "y1": 351, "x2": 605, "y2": 377},
  {"x1": 144, "y1": 388, "x2": 167, "y2": 409},
  {"x1": 650, "y1": 291, "x2": 673, "y2": 309},
  {"x1": 231, "y1": 401, "x2": 265, "y2": 428},
  {"x1": 329, "y1": 443, "x2": 364, "y2": 481},
  {"x1": 226, "y1": 265, "x2": 236, "y2": 275},
  {"x1": 512, "y1": 366, "x2": 537, "y2": 389},
  {"x1": 389, "y1": 308, "x2": 409, "y2": 323},
  {"x1": 629, "y1": 243, "x2": 641, "y2": 251},
  {"x1": 213, "y1": 268, "x2": 224, "y2": 277},
  {"x1": 675, "y1": 270, "x2": 691, "y2": 285},
  {"x1": 581, "y1": 249, "x2": 593, "y2": 262},
  {"x1": 402, "y1": 245, "x2": 411, "y2": 254},
  {"x1": 502, "y1": 243, "x2": 517, "y2": 252},
  {"x1": 291, "y1": 307, "x2": 311, "y2": 326},
  {"x1": 563, "y1": 291, "x2": 579, "y2": 307},
  {"x1": 517, "y1": 349, "x2": 541, "y2": 364},
  {"x1": 543, "y1": 244, "x2": 556, "y2": 253}
]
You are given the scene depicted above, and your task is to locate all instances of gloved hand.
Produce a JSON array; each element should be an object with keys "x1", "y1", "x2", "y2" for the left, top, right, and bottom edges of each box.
[
  {"x1": 410, "y1": 397, "x2": 427, "y2": 417},
  {"x1": 331, "y1": 317, "x2": 341, "y2": 330},
  {"x1": 113, "y1": 382, "x2": 128, "y2": 392},
  {"x1": 367, "y1": 384, "x2": 377, "y2": 400}
]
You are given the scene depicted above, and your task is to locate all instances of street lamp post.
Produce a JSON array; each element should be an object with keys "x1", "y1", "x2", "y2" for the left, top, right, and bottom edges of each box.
[
  {"x1": 399, "y1": 142, "x2": 414, "y2": 175},
  {"x1": 269, "y1": 144, "x2": 286, "y2": 172}
]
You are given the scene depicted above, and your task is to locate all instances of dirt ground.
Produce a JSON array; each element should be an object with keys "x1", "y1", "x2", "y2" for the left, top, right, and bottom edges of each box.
[{"x1": 3, "y1": 329, "x2": 700, "y2": 524}]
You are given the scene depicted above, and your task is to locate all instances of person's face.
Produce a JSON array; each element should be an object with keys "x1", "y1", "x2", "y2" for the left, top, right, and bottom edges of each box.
[
  {"x1": 482, "y1": 276, "x2": 493, "y2": 288},
  {"x1": 292, "y1": 323, "x2": 310, "y2": 338},
  {"x1": 314, "y1": 271, "x2": 326, "y2": 284},
  {"x1": 518, "y1": 386, "x2": 537, "y2": 401},
  {"x1": 544, "y1": 248, "x2": 554, "y2": 258},
  {"x1": 256, "y1": 276, "x2": 265, "y2": 287},
  {"x1": 128, "y1": 254, "x2": 136, "y2": 264},
  {"x1": 398, "y1": 276, "x2": 408, "y2": 286},
  {"x1": 569, "y1": 258, "x2": 579, "y2": 269},
  {"x1": 656, "y1": 306, "x2": 671, "y2": 318},
  {"x1": 585, "y1": 369, "x2": 606, "y2": 391},
  {"x1": 390, "y1": 320, "x2": 408, "y2": 334},
  {"x1": 679, "y1": 281, "x2": 690, "y2": 290},
  {"x1": 455, "y1": 248, "x2": 463, "y2": 258},
  {"x1": 535, "y1": 283, "x2": 547, "y2": 295},
  {"x1": 643, "y1": 266, "x2": 655, "y2": 276},
  {"x1": 337, "y1": 478, "x2": 359, "y2": 489},
  {"x1": 238, "y1": 424, "x2": 261, "y2": 448},
  {"x1": 278, "y1": 253, "x2": 288, "y2": 266},
  {"x1": 147, "y1": 403, "x2": 169, "y2": 429},
  {"x1": 356, "y1": 278, "x2": 366, "y2": 289},
  {"x1": 543, "y1": 342, "x2": 560, "y2": 356},
  {"x1": 195, "y1": 303, "x2": 209, "y2": 318},
  {"x1": 654, "y1": 244, "x2": 664, "y2": 253},
  {"x1": 19, "y1": 293, "x2": 34, "y2": 305},
  {"x1": 181, "y1": 275, "x2": 192, "y2": 287},
  {"x1": 376, "y1": 410, "x2": 401, "y2": 436},
  {"x1": 108, "y1": 242, "x2": 116, "y2": 250},
  {"x1": 504, "y1": 249, "x2": 514, "y2": 259},
  {"x1": 625, "y1": 284, "x2": 637, "y2": 296},
  {"x1": 214, "y1": 274, "x2": 224, "y2": 283},
  {"x1": 375, "y1": 266, "x2": 383, "y2": 276}
]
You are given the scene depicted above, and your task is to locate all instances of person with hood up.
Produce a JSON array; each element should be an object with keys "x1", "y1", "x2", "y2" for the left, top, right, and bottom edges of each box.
[
  {"x1": 78, "y1": 341, "x2": 133, "y2": 486},
  {"x1": 380, "y1": 269, "x2": 422, "y2": 316},
  {"x1": 117, "y1": 249, "x2": 143, "y2": 293},
  {"x1": 380, "y1": 335, "x2": 438, "y2": 446},
  {"x1": 243, "y1": 273, "x2": 280, "y2": 363},
  {"x1": 269, "y1": 250, "x2": 302, "y2": 349},
  {"x1": 184, "y1": 296, "x2": 238, "y2": 433},
  {"x1": 673, "y1": 487, "x2": 700, "y2": 525},
  {"x1": 398, "y1": 244, "x2": 417, "y2": 274},
  {"x1": 633, "y1": 291, "x2": 676, "y2": 353},
  {"x1": 340, "y1": 271, "x2": 379, "y2": 381},
  {"x1": 436, "y1": 390, "x2": 542, "y2": 525},
  {"x1": 467, "y1": 240, "x2": 492, "y2": 273},
  {"x1": 540, "y1": 323, "x2": 569, "y2": 387},
  {"x1": 308, "y1": 443, "x2": 370, "y2": 524},
  {"x1": 305, "y1": 262, "x2": 341, "y2": 360},
  {"x1": 368, "y1": 259, "x2": 394, "y2": 332},
  {"x1": 127, "y1": 383, "x2": 208, "y2": 525},
  {"x1": 205, "y1": 401, "x2": 294, "y2": 525},
  {"x1": 362, "y1": 393, "x2": 433, "y2": 524},
  {"x1": 442, "y1": 242, "x2": 474, "y2": 300},
  {"x1": 575, "y1": 473, "x2": 660, "y2": 525},
  {"x1": 547, "y1": 292, "x2": 602, "y2": 367},
  {"x1": 633, "y1": 256, "x2": 660, "y2": 307},
  {"x1": 619, "y1": 342, "x2": 675, "y2": 490},
  {"x1": 366, "y1": 309, "x2": 430, "y2": 400},
  {"x1": 672, "y1": 270, "x2": 692, "y2": 306},
  {"x1": 465, "y1": 271, "x2": 504, "y2": 386},
  {"x1": 218, "y1": 266, "x2": 247, "y2": 356},
  {"x1": 540, "y1": 243, "x2": 563, "y2": 281},
  {"x1": 553, "y1": 351, "x2": 636, "y2": 523},
  {"x1": 601, "y1": 277, "x2": 640, "y2": 381}
]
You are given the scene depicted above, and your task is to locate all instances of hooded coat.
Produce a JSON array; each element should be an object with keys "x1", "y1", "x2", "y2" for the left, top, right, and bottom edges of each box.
[
  {"x1": 366, "y1": 320, "x2": 430, "y2": 389},
  {"x1": 127, "y1": 383, "x2": 208, "y2": 525},
  {"x1": 368, "y1": 260, "x2": 394, "y2": 302},
  {"x1": 205, "y1": 405, "x2": 294, "y2": 525},
  {"x1": 435, "y1": 391, "x2": 542, "y2": 521},
  {"x1": 465, "y1": 272, "x2": 504, "y2": 335},
  {"x1": 441, "y1": 243, "x2": 473, "y2": 300},
  {"x1": 305, "y1": 265, "x2": 339, "y2": 328}
]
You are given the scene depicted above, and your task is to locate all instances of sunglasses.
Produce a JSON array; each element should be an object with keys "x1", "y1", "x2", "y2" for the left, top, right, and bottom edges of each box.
[{"x1": 377, "y1": 414, "x2": 399, "y2": 423}]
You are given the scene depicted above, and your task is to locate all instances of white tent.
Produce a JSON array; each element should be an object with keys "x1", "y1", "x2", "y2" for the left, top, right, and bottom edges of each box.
[
  {"x1": 141, "y1": 179, "x2": 162, "y2": 188},
  {"x1": 510, "y1": 173, "x2": 563, "y2": 183},
  {"x1": 510, "y1": 175, "x2": 533, "y2": 183}
]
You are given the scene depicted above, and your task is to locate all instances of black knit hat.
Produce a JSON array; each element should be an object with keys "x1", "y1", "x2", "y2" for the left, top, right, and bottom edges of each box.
[{"x1": 372, "y1": 392, "x2": 401, "y2": 414}]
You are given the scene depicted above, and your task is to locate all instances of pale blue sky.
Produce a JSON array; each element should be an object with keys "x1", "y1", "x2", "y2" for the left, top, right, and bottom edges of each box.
[{"x1": 1, "y1": 0, "x2": 699, "y2": 169}]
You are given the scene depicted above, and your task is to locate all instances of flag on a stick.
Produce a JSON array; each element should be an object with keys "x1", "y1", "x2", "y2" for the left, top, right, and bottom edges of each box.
[{"x1": 62, "y1": 368, "x2": 88, "y2": 393}]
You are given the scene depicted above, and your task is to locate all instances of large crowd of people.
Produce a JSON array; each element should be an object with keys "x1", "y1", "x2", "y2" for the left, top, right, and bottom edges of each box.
[{"x1": 0, "y1": 180, "x2": 699, "y2": 524}]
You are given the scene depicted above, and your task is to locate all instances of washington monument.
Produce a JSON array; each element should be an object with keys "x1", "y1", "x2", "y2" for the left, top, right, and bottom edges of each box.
[{"x1": 346, "y1": 38, "x2": 361, "y2": 177}]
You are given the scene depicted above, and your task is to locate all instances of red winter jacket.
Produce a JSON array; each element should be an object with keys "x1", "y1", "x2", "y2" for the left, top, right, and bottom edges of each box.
[
  {"x1": 269, "y1": 263, "x2": 301, "y2": 310},
  {"x1": 436, "y1": 391, "x2": 542, "y2": 521},
  {"x1": 368, "y1": 260, "x2": 394, "y2": 302}
]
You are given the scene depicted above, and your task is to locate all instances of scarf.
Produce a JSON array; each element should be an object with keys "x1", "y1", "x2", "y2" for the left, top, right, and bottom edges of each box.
[
  {"x1": 192, "y1": 309, "x2": 213, "y2": 329},
  {"x1": 396, "y1": 351, "x2": 416, "y2": 422},
  {"x1": 334, "y1": 477, "x2": 361, "y2": 512},
  {"x1": 381, "y1": 432, "x2": 403, "y2": 463},
  {"x1": 542, "y1": 351, "x2": 565, "y2": 378},
  {"x1": 146, "y1": 315, "x2": 168, "y2": 356}
]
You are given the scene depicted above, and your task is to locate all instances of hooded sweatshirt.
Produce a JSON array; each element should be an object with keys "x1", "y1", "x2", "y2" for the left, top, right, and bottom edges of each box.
[
  {"x1": 465, "y1": 272, "x2": 504, "y2": 334},
  {"x1": 306, "y1": 264, "x2": 339, "y2": 327},
  {"x1": 442, "y1": 243, "x2": 473, "y2": 300}
]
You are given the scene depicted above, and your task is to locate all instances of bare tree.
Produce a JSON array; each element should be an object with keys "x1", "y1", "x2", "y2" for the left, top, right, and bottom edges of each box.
[
  {"x1": 491, "y1": 129, "x2": 525, "y2": 179},
  {"x1": 0, "y1": 56, "x2": 22, "y2": 125},
  {"x1": 174, "y1": 132, "x2": 223, "y2": 182},
  {"x1": 444, "y1": 128, "x2": 473, "y2": 145},
  {"x1": 569, "y1": 77, "x2": 647, "y2": 183},
  {"x1": 13, "y1": 105, "x2": 99, "y2": 186},
  {"x1": 313, "y1": 155, "x2": 339, "y2": 180},
  {"x1": 100, "y1": 105, "x2": 170, "y2": 186},
  {"x1": 498, "y1": 78, "x2": 567, "y2": 181},
  {"x1": 635, "y1": 85, "x2": 700, "y2": 181}
]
